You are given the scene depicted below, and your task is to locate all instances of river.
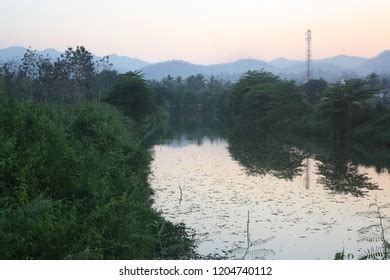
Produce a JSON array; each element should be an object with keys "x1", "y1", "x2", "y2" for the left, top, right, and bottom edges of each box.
[{"x1": 150, "y1": 125, "x2": 390, "y2": 259}]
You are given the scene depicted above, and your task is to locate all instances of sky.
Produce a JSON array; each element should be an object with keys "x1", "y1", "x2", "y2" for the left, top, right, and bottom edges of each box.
[{"x1": 1, "y1": 0, "x2": 390, "y2": 64}]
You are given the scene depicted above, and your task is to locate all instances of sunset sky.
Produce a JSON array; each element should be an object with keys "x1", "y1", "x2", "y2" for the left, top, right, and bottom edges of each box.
[{"x1": 1, "y1": 0, "x2": 390, "y2": 64}]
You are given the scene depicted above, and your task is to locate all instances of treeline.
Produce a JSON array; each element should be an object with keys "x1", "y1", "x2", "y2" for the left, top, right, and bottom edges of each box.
[
  {"x1": 149, "y1": 74, "x2": 232, "y2": 122},
  {"x1": 1, "y1": 46, "x2": 117, "y2": 102},
  {"x1": 228, "y1": 71, "x2": 389, "y2": 144},
  {"x1": 296, "y1": 75, "x2": 390, "y2": 145},
  {"x1": 0, "y1": 47, "x2": 195, "y2": 259},
  {"x1": 151, "y1": 70, "x2": 390, "y2": 146},
  {"x1": 2, "y1": 47, "x2": 389, "y2": 147}
]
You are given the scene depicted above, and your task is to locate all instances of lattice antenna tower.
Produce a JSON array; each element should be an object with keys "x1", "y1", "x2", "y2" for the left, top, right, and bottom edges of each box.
[{"x1": 305, "y1": 29, "x2": 312, "y2": 82}]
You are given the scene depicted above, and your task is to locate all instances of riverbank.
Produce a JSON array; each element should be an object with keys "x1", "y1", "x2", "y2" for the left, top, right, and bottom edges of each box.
[{"x1": 0, "y1": 92, "x2": 195, "y2": 259}]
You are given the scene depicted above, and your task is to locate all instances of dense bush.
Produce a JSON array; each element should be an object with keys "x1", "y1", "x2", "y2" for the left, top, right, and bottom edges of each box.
[{"x1": 0, "y1": 92, "x2": 194, "y2": 259}]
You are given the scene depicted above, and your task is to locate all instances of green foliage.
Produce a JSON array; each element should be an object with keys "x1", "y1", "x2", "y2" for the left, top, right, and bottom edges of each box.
[
  {"x1": 292, "y1": 77, "x2": 389, "y2": 146},
  {"x1": 230, "y1": 70, "x2": 308, "y2": 131},
  {"x1": 350, "y1": 110, "x2": 390, "y2": 146},
  {"x1": 106, "y1": 72, "x2": 153, "y2": 121},
  {"x1": 1, "y1": 55, "x2": 389, "y2": 261},
  {"x1": 105, "y1": 71, "x2": 169, "y2": 137},
  {"x1": 150, "y1": 74, "x2": 232, "y2": 122},
  {"x1": 302, "y1": 78, "x2": 328, "y2": 104},
  {"x1": 317, "y1": 80, "x2": 374, "y2": 139},
  {"x1": 0, "y1": 92, "x2": 195, "y2": 259}
]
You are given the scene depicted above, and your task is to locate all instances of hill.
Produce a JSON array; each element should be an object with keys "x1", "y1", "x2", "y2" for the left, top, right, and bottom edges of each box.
[
  {"x1": 2, "y1": 46, "x2": 390, "y2": 81},
  {"x1": 359, "y1": 50, "x2": 390, "y2": 74}
]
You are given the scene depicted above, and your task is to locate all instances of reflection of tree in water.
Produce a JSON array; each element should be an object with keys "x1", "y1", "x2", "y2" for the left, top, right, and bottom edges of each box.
[
  {"x1": 154, "y1": 121, "x2": 387, "y2": 197},
  {"x1": 316, "y1": 147, "x2": 379, "y2": 197},
  {"x1": 228, "y1": 135, "x2": 306, "y2": 180},
  {"x1": 348, "y1": 144, "x2": 390, "y2": 175},
  {"x1": 152, "y1": 121, "x2": 228, "y2": 146},
  {"x1": 228, "y1": 133, "x2": 381, "y2": 196}
]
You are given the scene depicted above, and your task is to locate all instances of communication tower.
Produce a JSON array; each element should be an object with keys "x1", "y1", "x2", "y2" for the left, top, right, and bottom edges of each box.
[{"x1": 305, "y1": 29, "x2": 312, "y2": 82}]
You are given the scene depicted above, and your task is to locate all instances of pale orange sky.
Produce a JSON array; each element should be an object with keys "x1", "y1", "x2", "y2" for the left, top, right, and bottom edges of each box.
[{"x1": 1, "y1": 0, "x2": 389, "y2": 64}]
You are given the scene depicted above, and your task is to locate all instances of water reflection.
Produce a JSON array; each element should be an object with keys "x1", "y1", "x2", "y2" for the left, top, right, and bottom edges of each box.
[
  {"x1": 153, "y1": 121, "x2": 227, "y2": 147},
  {"x1": 150, "y1": 124, "x2": 390, "y2": 259},
  {"x1": 228, "y1": 132, "x2": 385, "y2": 197},
  {"x1": 228, "y1": 135, "x2": 306, "y2": 180},
  {"x1": 316, "y1": 150, "x2": 379, "y2": 197}
]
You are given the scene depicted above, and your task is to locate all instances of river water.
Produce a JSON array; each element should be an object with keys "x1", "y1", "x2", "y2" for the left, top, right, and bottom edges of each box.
[{"x1": 150, "y1": 126, "x2": 390, "y2": 259}]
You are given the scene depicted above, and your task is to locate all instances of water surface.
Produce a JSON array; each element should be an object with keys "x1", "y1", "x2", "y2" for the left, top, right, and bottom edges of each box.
[{"x1": 150, "y1": 128, "x2": 390, "y2": 259}]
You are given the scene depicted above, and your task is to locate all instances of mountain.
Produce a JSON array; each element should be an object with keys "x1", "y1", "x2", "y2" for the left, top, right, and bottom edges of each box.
[
  {"x1": 317, "y1": 55, "x2": 367, "y2": 69},
  {"x1": 0, "y1": 46, "x2": 148, "y2": 73},
  {"x1": 141, "y1": 60, "x2": 203, "y2": 80},
  {"x1": 0, "y1": 46, "x2": 28, "y2": 61},
  {"x1": 269, "y1": 55, "x2": 366, "y2": 71},
  {"x1": 269, "y1": 57, "x2": 302, "y2": 69},
  {"x1": 140, "y1": 59, "x2": 274, "y2": 80},
  {"x1": 108, "y1": 54, "x2": 149, "y2": 73},
  {"x1": 208, "y1": 59, "x2": 273, "y2": 74},
  {"x1": 0, "y1": 46, "x2": 61, "y2": 62},
  {"x1": 271, "y1": 55, "x2": 367, "y2": 73},
  {"x1": 40, "y1": 48, "x2": 61, "y2": 60},
  {"x1": 1, "y1": 46, "x2": 390, "y2": 81},
  {"x1": 359, "y1": 50, "x2": 390, "y2": 74},
  {"x1": 0, "y1": 47, "x2": 63, "y2": 63},
  {"x1": 267, "y1": 55, "x2": 369, "y2": 82}
]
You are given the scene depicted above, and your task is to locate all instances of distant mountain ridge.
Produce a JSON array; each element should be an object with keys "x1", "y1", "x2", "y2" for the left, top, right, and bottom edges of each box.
[
  {"x1": 140, "y1": 59, "x2": 275, "y2": 80},
  {"x1": 108, "y1": 54, "x2": 149, "y2": 72},
  {"x1": 316, "y1": 55, "x2": 368, "y2": 69},
  {"x1": 0, "y1": 46, "x2": 149, "y2": 73},
  {"x1": 1, "y1": 46, "x2": 390, "y2": 81},
  {"x1": 358, "y1": 50, "x2": 390, "y2": 75}
]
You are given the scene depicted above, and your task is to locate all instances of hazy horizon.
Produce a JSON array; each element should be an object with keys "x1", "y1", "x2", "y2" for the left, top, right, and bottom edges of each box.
[
  {"x1": 1, "y1": 0, "x2": 390, "y2": 64},
  {"x1": 2, "y1": 44, "x2": 389, "y2": 65}
]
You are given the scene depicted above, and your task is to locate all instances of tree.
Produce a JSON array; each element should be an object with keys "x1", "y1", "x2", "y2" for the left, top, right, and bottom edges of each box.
[
  {"x1": 185, "y1": 74, "x2": 206, "y2": 91},
  {"x1": 61, "y1": 46, "x2": 95, "y2": 101},
  {"x1": 1, "y1": 46, "x2": 115, "y2": 102},
  {"x1": 366, "y1": 73, "x2": 380, "y2": 91},
  {"x1": 318, "y1": 80, "x2": 374, "y2": 140},
  {"x1": 231, "y1": 70, "x2": 307, "y2": 130},
  {"x1": 302, "y1": 79, "x2": 328, "y2": 104},
  {"x1": 0, "y1": 60, "x2": 19, "y2": 96},
  {"x1": 105, "y1": 71, "x2": 154, "y2": 122}
]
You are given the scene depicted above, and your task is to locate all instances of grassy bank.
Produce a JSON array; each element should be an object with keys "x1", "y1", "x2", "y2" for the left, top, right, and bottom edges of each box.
[{"x1": 0, "y1": 92, "x2": 195, "y2": 259}]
